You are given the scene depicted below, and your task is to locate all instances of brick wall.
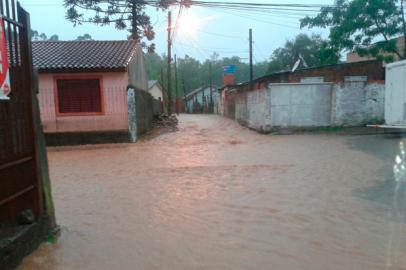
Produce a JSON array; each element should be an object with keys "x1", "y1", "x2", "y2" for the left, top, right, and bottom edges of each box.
[
  {"x1": 235, "y1": 60, "x2": 385, "y2": 93},
  {"x1": 287, "y1": 60, "x2": 384, "y2": 83}
]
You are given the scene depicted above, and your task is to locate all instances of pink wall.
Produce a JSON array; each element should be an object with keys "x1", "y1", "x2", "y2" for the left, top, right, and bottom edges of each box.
[{"x1": 38, "y1": 72, "x2": 129, "y2": 133}]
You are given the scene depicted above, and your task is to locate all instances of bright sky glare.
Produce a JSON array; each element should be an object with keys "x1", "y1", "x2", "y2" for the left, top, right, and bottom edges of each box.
[
  {"x1": 19, "y1": 0, "x2": 334, "y2": 62},
  {"x1": 176, "y1": 10, "x2": 202, "y2": 40}
]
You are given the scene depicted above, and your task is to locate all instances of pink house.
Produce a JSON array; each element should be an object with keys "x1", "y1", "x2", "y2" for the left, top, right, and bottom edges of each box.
[{"x1": 33, "y1": 40, "x2": 151, "y2": 145}]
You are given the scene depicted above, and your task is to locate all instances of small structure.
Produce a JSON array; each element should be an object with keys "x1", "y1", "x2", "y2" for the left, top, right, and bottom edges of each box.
[
  {"x1": 384, "y1": 60, "x2": 406, "y2": 126},
  {"x1": 219, "y1": 60, "x2": 385, "y2": 132},
  {"x1": 148, "y1": 80, "x2": 163, "y2": 101},
  {"x1": 185, "y1": 86, "x2": 219, "y2": 113},
  {"x1": 347, "y1": 36, "x2": 405, "y2": 63},
  {"x1": 33, "y1": 40, "x2": 157, "y2": 145},
  {"x1": 148, "y1": 80, "x2": 165, "y2": 114}
]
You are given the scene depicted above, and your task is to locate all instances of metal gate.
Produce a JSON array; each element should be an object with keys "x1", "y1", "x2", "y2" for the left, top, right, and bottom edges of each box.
[{"x1": 0, "y1": 1, "x2": 42, "y2": 222}]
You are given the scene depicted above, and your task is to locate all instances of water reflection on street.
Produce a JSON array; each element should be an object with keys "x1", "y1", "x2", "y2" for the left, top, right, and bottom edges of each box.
[{"x1": 19, "y1": 115, "x2": 406, "y2": 270}]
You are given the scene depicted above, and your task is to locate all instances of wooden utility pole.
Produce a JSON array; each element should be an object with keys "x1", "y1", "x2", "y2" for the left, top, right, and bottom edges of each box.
[
  {"x1": 175, "y1": 54, "x2": 179, "y2": 115},
  {"x1": 209, "y1": 61, "x2": 213, "y2": 113},
  {"x1": 249, "y1": 28, "x2": 253, "y2": 91},
  {"x1": 167, "y1": 11, "x2": 172, "y2": 115},
  {"x1": 402, "y1": 0, "x2": 406, "y2": 58},
  {"x1": 160, "y1": 67, "x2": 166, "y2": 113},
  {"x1": 182, "y1": 77, "x2": 187, "y2": 113}
]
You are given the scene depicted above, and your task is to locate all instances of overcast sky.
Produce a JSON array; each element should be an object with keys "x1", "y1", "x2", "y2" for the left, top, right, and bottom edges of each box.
[{"x1": 19, "y1": 0, "x2": 334, "y2": 62}]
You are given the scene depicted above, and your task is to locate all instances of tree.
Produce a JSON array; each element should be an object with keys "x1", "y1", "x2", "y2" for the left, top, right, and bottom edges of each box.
[
  {"x1": 301, "y1": 0, "x2": 406, "y2": 62},
  {"x1": 31, "y1": 30, "x2": 40, "y2": 40},
  {"x1": 144, "y1": 53, "x2": 272, "y2": 95},
  {"x1": 39, "y1": 33, "x2": 48, "y2": 40},
  {"x1": 253, "y1": 61, "x2": 270, "y2": 78},
  {"x1": 267, "y1": 34, "x2": 339, "y2": 73},
  {"x1": 76, "y1": 34, "x2": 93, "y2": 41},
  {"x1": 63, "y1": 0, "x2": 176, "y2": 52},
  {"x1": 49, "y1": 35, "x2": 59, "y2": 41},
  {"x1": 31, "y1": 30, "x2": 47, "y2": 41},
  {"x1": 178, "y1": 55, "x2": 203, "y2": 91},
  {"x1": 31, "y1": 30, "x2": 59, "y2": 41},
  {"x1": 144, "y1": 52, "x2": 164, "y2": 81}
]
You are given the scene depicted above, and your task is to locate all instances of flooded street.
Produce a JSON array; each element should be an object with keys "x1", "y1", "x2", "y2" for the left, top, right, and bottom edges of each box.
[{"x1": 19, "y1": 114, "x2": 406, "y2": 270}]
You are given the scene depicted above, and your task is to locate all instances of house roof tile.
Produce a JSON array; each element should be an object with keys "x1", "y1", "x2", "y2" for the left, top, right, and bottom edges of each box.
[{"x1": 32, "y1": 40, "x2": 138, "y2": 72}]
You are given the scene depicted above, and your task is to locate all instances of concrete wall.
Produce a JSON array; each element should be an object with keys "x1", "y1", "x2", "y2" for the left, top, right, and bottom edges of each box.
[
  {"x1": 332, "y1": 78, "x2": 385, "y2": 126},
  {"x1": 128, "y1": 43, "x2": 148, "y2": 91},
  {"x1": 234, "y1": 88, "x2": 270, "y2": 132},
  {"x1": 270, "y1": 83, "x2": 332, "y2": 128},
  {"x1": 220, "y1": 80, "x2": 385, "y2": 132},
  {"x1": 38, "y1": 72, "x2": 129, "y2": 133},
  {"x1": 127, "y1": 87, "x2": 157, "y2": 142},
  {"x1": 231, "y1": 83, "x2": 332, "y2": 132}
]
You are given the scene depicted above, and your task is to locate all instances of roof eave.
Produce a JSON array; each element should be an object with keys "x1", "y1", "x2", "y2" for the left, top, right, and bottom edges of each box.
[
  {"x1": 124, "y1": 45, "x2": 138, "y2": 68},
  {"x1": 37, "y1": 67, "x2": 127, "y2": 74}
]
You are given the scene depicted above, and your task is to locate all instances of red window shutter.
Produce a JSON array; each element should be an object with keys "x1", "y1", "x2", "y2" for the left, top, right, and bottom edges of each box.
[{"x1": 57, "y1": 79, "x2": 102, "y2": 113}]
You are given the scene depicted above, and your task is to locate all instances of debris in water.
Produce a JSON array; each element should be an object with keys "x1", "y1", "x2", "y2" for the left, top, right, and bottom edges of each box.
[{"x1": 153, "y1": 114, "x2": 179, "y2": 130}]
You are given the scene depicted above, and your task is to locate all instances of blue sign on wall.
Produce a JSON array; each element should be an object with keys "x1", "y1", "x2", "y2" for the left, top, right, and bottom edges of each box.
[{"x1": 223, "y1": 65, "x2": 237, "y2": 74}]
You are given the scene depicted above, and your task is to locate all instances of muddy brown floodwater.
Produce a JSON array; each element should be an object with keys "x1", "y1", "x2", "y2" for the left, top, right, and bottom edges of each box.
[{"x1": 19, "y1": 114, "x2": 406, "y2": 270}]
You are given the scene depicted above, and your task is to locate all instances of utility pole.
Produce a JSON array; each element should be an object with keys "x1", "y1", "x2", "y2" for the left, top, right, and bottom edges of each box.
[
  {"x1": 209, "y1": 61, "x2": 213, "y2": 113},
  {"x1": 167, "y1": 11, "x2": 172, "y2": 115},
  {"x1": 249, "y1": 28, "x2": 253, "y2": 91},
  {"x1": 175, "y1": 54, "x2": 179, "y2": 115},
  {"x1": 160, "y1": 67, "x2": 165, "y2": 113},
  {"x1": 182, "y1": 77, "x2": 187, "y2": 113},
  {"x1": 402, "y1": 0, "x2": 406, "y2": 58}
]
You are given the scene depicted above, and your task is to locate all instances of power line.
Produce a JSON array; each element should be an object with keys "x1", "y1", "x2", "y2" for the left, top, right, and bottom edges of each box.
[
  {"x1": 21, "y1": 1, "x2": 336, "y2": 13},
  {"x1": 176, "y1": 40, "x2": 247, "y2": 54},
  {"x1": 219, "y1": 9, "x2": 301, "y2": 29},
  {"x1": 197, "y1": 29, "x2": 245, "y2": 40},
  {"x1": 253, "y1": 41, "x2": 268, "y2": 61},
  {"x1": 176, "y1": 38, "x2": 209, "y2": 59},
  {"x1": 171, "y1": 6, "x2": 184, "y2": 44},
  {"x1": 22, "y1": 0, "x2": 406, "y2": 12}
]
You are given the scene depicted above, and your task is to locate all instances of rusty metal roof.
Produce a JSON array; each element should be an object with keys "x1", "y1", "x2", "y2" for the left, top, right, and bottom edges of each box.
[{"x1": 32, "y1": 40, "x2": 138, "y2": 73}]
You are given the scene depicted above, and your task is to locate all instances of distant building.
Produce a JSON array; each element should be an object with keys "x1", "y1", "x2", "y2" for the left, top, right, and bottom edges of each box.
[
  {"x1": 148, "y1": 80, "x2": 163, "y2": 101},
  {"x1": 33, "y1": 40, "x2": 158, "y2": 144},
  {"x1": 185, "y1": 86, "x2": 219, "y2": 114},
  {"x1": 347, "y1": 36, "x2": 405, "y2": 63}
]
